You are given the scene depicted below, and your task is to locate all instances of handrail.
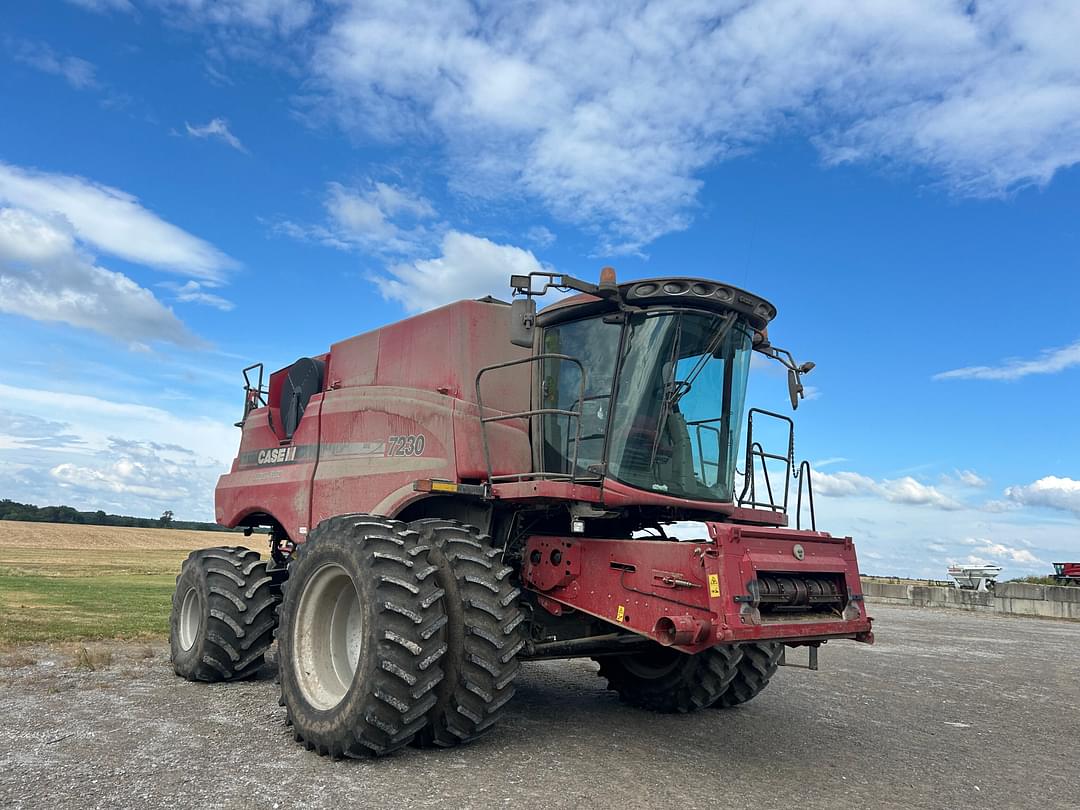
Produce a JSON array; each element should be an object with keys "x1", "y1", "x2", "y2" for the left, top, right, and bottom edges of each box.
[
  {"x1": 795, "y1": 459, "x2": 817, "y2": 531},
  {"x1": 737, "y1": 408, "x2": 795, "y2": 512},
  {"x1": 684, "y1": 417, "x2": 722, "y2": 486},
  {"x1": 475, "y1": 353, "x2": 587, "y2": 485},
  {"x1": 237, "y1": 363, "x2": 267, "y2": 427}
]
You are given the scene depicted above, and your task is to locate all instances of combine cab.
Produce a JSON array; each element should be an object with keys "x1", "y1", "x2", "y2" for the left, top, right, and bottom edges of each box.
[
  {"x1": 1053, "y1": 562, "x2": 1080, "y2": 585},
  {"x1": 169, "y1": 269, "x2": 873, "y2": 757}
]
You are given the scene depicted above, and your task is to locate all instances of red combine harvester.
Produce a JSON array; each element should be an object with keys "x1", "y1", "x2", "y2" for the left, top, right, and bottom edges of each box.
[
  {"x1": 1053, "y1": 563, "x2": 1080, "y2": 585},
  {"x1": 169, "y1": 270, "x2": 873, "y2": 757}
]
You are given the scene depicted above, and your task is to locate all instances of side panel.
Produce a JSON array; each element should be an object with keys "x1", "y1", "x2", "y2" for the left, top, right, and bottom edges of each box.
[
  {"x1": 309, "y1": 387, "x2": 458, "y2": 526},
  {"x1": 215, "y1": 396, "x2": 323, "y2": 539},
  {"x1": 454, "y1": 399, "x2": 531, "y2": 479}
]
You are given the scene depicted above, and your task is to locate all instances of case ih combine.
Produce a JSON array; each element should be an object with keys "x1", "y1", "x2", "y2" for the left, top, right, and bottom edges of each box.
[{"x1": 170, "y1": 269, "x2": 873, "y2": 757}]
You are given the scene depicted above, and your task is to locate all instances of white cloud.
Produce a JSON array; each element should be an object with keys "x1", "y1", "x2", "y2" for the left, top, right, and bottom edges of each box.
[
  {"x1": 326, "y1": 181, "x2": 435, "y2": 251},
  {"x1": 943, "y1": 469, "x2": 988, "y2": 487},
  {"x1": 10, "y1": 40, "x2": 98, "y2": 89},
  {"x1": 296, "y1": 1, "x2": 1080, "y2": 252},
  {"x1": 154, "y1": 0, "x2": 314, "y2": 33},
  {"x1": 0, "y1": 161, "x2": 235, "y2": 281},
  {"x1": 934, "y1": 338, "x2": 1080, "y2": 381},
  {"x1": 0, "y1": 410, "x2": 83, "y2": 451},
  {"x1": 280, "y1": 181, "x2": 437, "y2": 255},
  {"x1": 813, "y1": 468, "x2": 964, "y2": 510},
  {"x1": 65, "y1": 0, "x2": 133, "y2": 12},
  {"x1": 961, "y1": 539, "x2": 1044, "y2": 566},
  {"x1": 525, "y1": 225, "x2": 556, "y2": 248},
  {"x1": 0, "y1": 208, "x2": 201, "y2": 348},
  {"x1": 161, "y1": 280, "x2": 235, "y2": 311},
  {"x1": 376, "y1": 230, "x2": 545, "y2": 313},
  {"x1": 185, "y1": 118, "x2": 248, "y2": 153},
  {"x1": 50, "y1": 438, "x2": 208, "y2": 503},
  {"x1": 1004, "y1": 476, "x2": 1080, "y2": 517},
  {"x1": 0, "y1": 385, "x2": 237, "y2": 520}
]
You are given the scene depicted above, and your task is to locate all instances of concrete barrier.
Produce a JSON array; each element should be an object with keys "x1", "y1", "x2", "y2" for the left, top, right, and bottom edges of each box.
[{"x1": 860, "y1": 577, "x2": 1080, "y2": 621}]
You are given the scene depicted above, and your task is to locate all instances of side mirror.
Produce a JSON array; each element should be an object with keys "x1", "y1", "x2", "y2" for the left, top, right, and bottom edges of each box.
[
  {"x1": 787, "y1": 368, "x2": 803, "y2": 410},
  {"x1": 510, "y1": 298, "x2": 536, "y2": 348}
]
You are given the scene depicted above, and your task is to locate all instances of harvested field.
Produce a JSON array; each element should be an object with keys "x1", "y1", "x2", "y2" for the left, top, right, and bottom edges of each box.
[{"x1": 0, "y1": 521, "x2": 250, "y2": 643}]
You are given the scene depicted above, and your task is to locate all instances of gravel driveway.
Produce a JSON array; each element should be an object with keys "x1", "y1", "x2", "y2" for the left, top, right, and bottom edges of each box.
[{"x1": 1, "y1": 604, "x2": 1076, "y2": 810}]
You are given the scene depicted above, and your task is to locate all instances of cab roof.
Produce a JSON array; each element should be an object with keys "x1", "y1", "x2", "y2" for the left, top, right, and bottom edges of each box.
[{"x1": 536, "y1": 277, "x2": 777, "y2": 331}]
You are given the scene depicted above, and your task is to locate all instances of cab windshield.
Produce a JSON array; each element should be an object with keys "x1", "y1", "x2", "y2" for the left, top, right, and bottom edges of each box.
[{"x1": 540, "y1": 309, "x2": 753, "y2": 502}]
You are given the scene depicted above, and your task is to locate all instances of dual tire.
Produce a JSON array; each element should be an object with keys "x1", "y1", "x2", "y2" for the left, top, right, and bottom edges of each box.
[
  {"x1": 596, "y1": 641, "x2": 783, "y2": 713},
  {"x1": 276, "y1": 515, "x2": 525, "y2": 756},
  {"x1": 171, "y1": 518, "x2": 526, "y2": 757},
  {"x1": 170, "y1": 546, "x2": 279, "y2": 682}
]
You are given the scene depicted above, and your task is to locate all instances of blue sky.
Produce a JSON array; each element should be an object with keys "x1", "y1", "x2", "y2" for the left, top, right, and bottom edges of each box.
[{"x1": 1, "y1": 0, "x2": 1078, "y2": 579}]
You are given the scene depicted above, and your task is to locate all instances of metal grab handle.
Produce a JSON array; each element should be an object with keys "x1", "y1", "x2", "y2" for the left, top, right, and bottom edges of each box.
[
  {"x1": 795, "y1": 460, "x2": 817, "y2": 531},
  {"x1": 475, "y1": 353, "x2": 587, "y2": 484}
]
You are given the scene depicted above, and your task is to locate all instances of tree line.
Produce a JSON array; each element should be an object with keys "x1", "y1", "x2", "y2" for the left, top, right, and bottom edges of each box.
[{"x1": 0, "y1": 499, "x2": 235, "y2": 532}]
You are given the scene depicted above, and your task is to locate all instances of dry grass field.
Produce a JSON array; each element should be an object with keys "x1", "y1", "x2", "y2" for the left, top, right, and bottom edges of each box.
[{"x1": 0, "y1": 521, "x2": 250, "y2": 644}]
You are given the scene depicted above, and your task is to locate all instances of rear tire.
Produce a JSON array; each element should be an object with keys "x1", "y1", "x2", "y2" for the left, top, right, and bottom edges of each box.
[
  {"x1": 277, "y1": 515, "x2": 448, "y2": 757},
  {"x1": 408, "y1": 519, "x2": 526, "y2": 747},
  {"x1": 714, "y1": 642, "x2": 783, "y2": 708},
  {"x1": 596, "y1": 643, "x2": 743, "y2": 713},
  {"x1": 169, "y1": 546, "x2": 278, "y2": 682}
]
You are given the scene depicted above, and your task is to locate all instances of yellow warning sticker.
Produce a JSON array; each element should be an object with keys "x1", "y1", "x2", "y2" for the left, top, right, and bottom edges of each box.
[
  {"x1": 616, "y1": 605, "x2": 626, "y2": 622},
  {"x1": 708, "y1": 574, "x2": 721, "y2": 597}
]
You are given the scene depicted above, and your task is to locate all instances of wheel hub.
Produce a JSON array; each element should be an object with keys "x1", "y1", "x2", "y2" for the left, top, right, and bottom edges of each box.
[
  {"x1": 293, "y1": 563, "x2": 364, "y2": 710},
  {"x1": 177, "y1": 586, "x2": 201, "y2": 652}
]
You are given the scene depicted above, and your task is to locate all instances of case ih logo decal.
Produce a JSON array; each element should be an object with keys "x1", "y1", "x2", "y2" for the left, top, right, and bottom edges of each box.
[
  {"x1": 258, "y1": 447, "x2": 297, "y2": 465},
  {"x1": 238, "y1": 445, "x2": 317, "y2": 468}
]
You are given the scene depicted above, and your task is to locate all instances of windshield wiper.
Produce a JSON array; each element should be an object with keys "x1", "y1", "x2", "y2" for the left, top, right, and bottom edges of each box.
[{"x1": 647, "y1": 311, "x2": 736, "y2": 474}]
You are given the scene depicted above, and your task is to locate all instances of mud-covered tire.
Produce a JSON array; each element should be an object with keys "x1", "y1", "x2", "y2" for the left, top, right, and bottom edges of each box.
[
  {"x1": 277, "y1": 515, "x2": 447, "y2": 757},
  {"x1": 408, "y1": 519, "x2": 526, "y2": 747},
  {"x1": 169, "y1": 546, "x2": 278, "y2": 682},
  {"x1": 714, "y1": 642, "x2": 783, "y2": 708},
  {"x1": 596, "y1": 643, "x2": 743, "y2": 713}
]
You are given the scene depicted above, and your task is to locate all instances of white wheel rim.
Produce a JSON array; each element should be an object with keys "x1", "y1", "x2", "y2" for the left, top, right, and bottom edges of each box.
[
  {"x1": 178, "y1": 586, "x2": 201, "y2": 651},
  {"x1": 293, "y1": 562, "x2": 364, "y2": 710}
]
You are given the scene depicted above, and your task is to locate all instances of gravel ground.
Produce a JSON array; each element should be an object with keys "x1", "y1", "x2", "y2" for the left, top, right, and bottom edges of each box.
[{"x1": 1, "y1": 604, "x2": 1077, "y2": 810}]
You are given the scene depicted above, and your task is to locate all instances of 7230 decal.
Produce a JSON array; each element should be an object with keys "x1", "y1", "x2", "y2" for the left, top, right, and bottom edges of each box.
[{"x1": 386, "y1": 434, "x2": 426, "y2": 456}]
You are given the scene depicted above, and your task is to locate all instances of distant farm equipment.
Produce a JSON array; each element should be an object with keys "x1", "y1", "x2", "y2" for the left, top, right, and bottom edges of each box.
[
  {"x1": 947, "y1": 563, "x2": 1002, "y2": 591},
  {"x1": 1053, "y1": 562, "x2": 1080, "y2": 585}
]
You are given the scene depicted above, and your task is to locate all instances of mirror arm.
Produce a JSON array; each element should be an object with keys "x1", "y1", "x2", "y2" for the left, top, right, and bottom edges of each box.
[
  {"x1": 511, "y1": 272, "x2": 622, "y2": 301},
  {"x1": 754, "y1": 342, "x2": 815, "y2": 410}
]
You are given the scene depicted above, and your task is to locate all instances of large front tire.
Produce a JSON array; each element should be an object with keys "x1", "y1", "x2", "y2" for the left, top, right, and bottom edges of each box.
[
  {"x1": 408, "y1": 519, "x2": 526, "y2": 747},
  {"x1": 714, "y1": 642, "x2": 783, "y2": 708},
  {"x1": 170, "y1": 546, "x2": 278, "y2": 682},
  {"x1": 277, "y1": 516, "x2": 447, "y2": 757},
  {"x1": 596, "y1": 644, "x2": 743, "y2": 713}
]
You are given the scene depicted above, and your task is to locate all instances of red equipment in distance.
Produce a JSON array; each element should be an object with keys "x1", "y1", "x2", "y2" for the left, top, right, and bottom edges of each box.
[{"x1": 1053, "y1": 562, "x2": 1080, "y2": 584}]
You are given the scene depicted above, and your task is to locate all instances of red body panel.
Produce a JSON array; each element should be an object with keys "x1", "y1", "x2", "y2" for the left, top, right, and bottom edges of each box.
[
  {"x1": 521, "y1": 523, "x2": 872, "y2": 651},
  {"x1": 215, "y1": 300, "x2": 531, "y2": 538}
]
